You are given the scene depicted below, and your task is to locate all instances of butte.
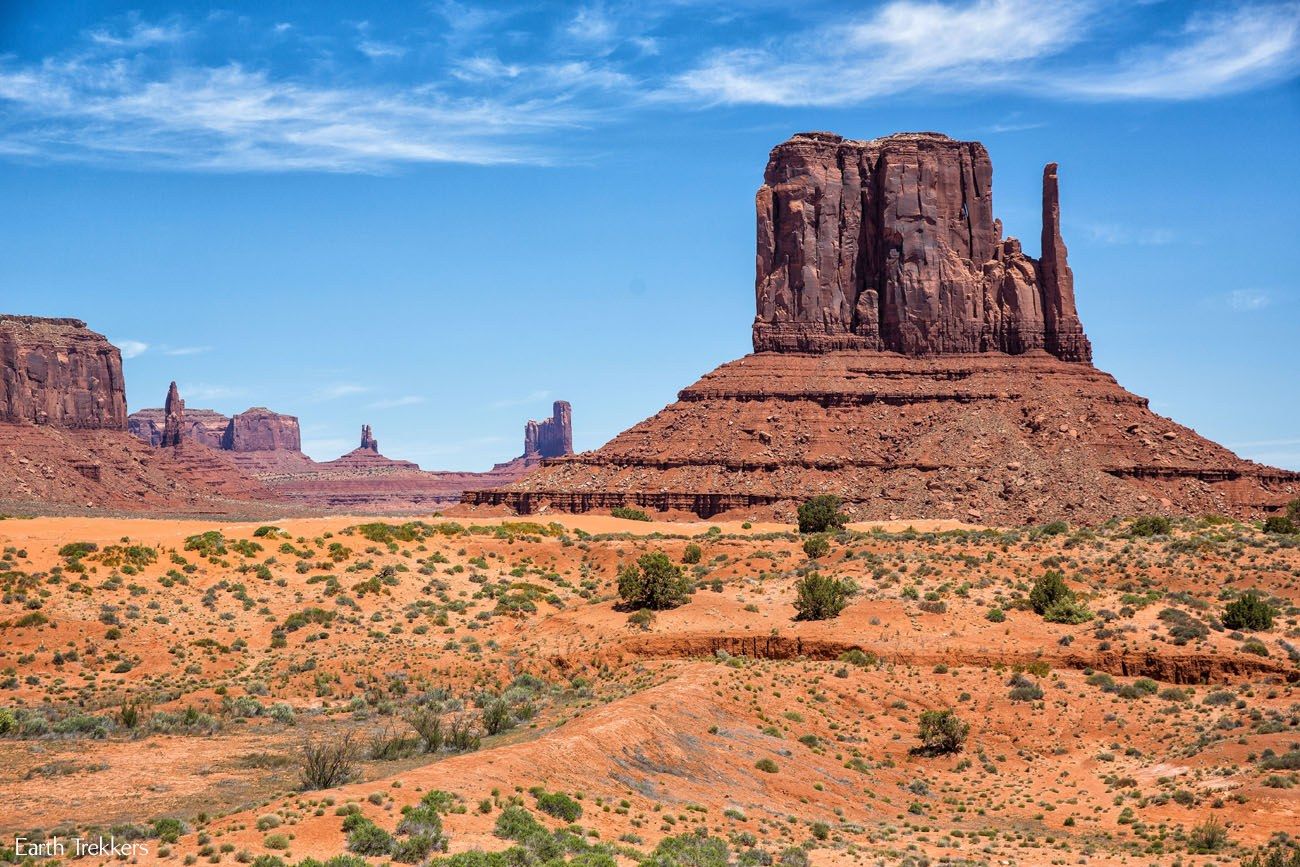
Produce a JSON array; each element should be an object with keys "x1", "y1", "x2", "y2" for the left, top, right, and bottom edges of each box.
[{"x1": 466, "y1": 131, "x2": 1298, "y2": 524}]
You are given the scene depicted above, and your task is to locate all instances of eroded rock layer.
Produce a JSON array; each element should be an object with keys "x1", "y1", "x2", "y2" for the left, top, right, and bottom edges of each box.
[
  {"x1": 465, "y1": 352, "x2": 1297, "y2": 522},
  {"x1": 752, "y1": 132, "x2": 1090, "y2": 361},
  {"x1": 0, "y1": 315, "x2": 127, "y2": 429}
]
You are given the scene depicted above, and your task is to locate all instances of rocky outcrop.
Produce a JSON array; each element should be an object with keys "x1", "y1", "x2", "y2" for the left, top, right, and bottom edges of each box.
[
  {"x1": 160, "y1": 381, "x2": 184, "y2": 447},
  {"x1": 360, "y1": 424, "x2": 378, "y2": 453},
  {"x1": 0, "y1": 315, "x2": 127, "y2": 429},
  {"x1": 221, "y1": 408, "x2": 301, "y2": 453},
  {"x1": 524, "y1": 401, "x2": 573, "y2": 462},
  {"x1": 128, "y1": 407, "x2": 231, "y2": 448},
  {"x1": 465, "y1": 130, "x2": 1295, "y2": 522},
  {"x1": 752, "y1": 132, "x2": 1091, "y2": 361}
]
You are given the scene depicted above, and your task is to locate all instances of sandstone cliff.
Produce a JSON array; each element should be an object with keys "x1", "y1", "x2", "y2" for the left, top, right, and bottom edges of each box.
[
  {"x1": 524, "y1": 401, "x2": 573, "y2": 462},
  {"x1": 221, "y1": 407, "x2": 302, "y2": 452},
  {"x1": 466, "y1": 130, "x2": 1295, "y2": 523},
  {"x1": 753, "y1": 132, "x2": 1091, "y2": 361},
  {"x1": 0, "y1": 315, "x2": 127, "y2": 429}
]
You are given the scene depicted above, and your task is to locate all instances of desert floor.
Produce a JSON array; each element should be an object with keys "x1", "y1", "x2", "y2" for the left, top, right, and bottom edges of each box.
[{"x1": 1, "y1": 512, "x2": 1297, "y2": 866}]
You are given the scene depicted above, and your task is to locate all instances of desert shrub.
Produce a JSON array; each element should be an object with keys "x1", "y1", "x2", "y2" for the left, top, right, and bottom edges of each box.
[
  {"x1": 682, "y1": 543, "x2": 702, "y2": 564},
  {"x1": 1043, "y1": 597, "x2": 1094, "y2": 624},
  {"x1": 644, "y1": 832, "x2": 730, "y2": 867},
  {"x1": 1241, "y1": 847, "x2": 1300, "y2": 867},
  {"x1": 535, "y1": 790, "x2": 582, "y2": 821},
  {"x1": 1029, "y1": 570, "x2": 1070, "y2": 614},
  {"x1": 299, "y1": 732, "x2": 358, "y2": 789},
  {"x1": 797, "y1": 495, "x2": 846, "y2": 534},
  {"x1": 0, "y1": 708, "x2": 14, "y2": 735},
  {"x1": 838, "y1": 649, "x2": 877, "y2": 668},
  {"x1": 253, "y1": 525, "x2": 283, "y2": 538},
  {"x1": 610, "y1": 506, "x2": 651, "y2": 522},
  {"x1": 801, "y1": 534, "x2": 830, "y2": 559},
  {"x1": 184, "y1": 531, "x2": 227, "y2": 557},
  {"x1": 346, "y1": 817, "x2": 394, "y2": 856},
  {"x1": 406, "y1": 708, "x2": 444, "y2": 753},
  {"x1": 617, "y1": 552, "x2": 691, "y2": 610},
  {"x1": 916, "y1": 709, "x2": 969, "y2": 755},
  {"x1": 1038, "y1": 520, "x2": 1069, "y2": 536},
  {"x1": 793, "y1": 573, "x2": 856, "y2": 621},
  {"x1": 754, "y1": 758, "x2": 779, "y2": 773},
  {"x1": 58, "y1": 541, "x2": 98, "y2": 559},
  {"x1": 1007, "y1": 674, "x2": 1044, "y2": 702},
  {"x1": 482, "y1": 697, "x2": 512, "y2": 736},
  {"x1": 1263, "y1": 515, "x2": 1298, "y2": 535},
  {"x1": 353, "y1": 522, "x2": 432, "y2": 544},
  {"x1": 1222, "y1": 591, "x2": 1275, "y2": 631},
  {"x1": 1128, "y1": 515, "x2": 1172, "y2": 537},
  {"x1": 1187, "y1": 816, "x2": 1227, "y2": 853},
  {"x1": 986, "y1": 607, "x2": 1006, "y2": 623},
  {"x1": 1288, "y1": 498, "x2": 1300, "y2": 524},
  {"x1": 494, "y1": 806, "x2": 547, "y2": 842}
]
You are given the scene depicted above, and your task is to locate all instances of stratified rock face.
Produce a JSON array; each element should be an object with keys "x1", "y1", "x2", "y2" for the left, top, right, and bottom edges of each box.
[
  {"x1": 161, "y1": 381, "x2": 184, "y2": 448},
  {"x1": 524, "y1": 401, "x2": 573, "y2": 461},
  {"x1": 0, "y1": 315, "x2": 127, "y2": 429},
  {"x1": 464, "y1": 130, "x2": 1295, "y2": 522},
  {"x1": 753, "y1": 132, "x2": 1091, "y2": 361},
  {"x1": 221, "y1": 408, "x2": 301, "y2": 452},
  {"x1": 360, "y1": 424, "x2": 378, "y2": 453},
  {"x1": 128, "y1": 407, "x2": 229, "y2": 448}
]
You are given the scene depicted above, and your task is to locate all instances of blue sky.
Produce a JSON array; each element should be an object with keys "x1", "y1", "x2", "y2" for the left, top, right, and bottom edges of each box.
[{"x1": 1, "y1": 0, "x2": 1297, "y2": 470}]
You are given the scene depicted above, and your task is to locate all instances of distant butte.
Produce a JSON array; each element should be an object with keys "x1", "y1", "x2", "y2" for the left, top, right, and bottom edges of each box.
[{"x1": 465, "y1": 131, "x2": 1298, "y2": 523}]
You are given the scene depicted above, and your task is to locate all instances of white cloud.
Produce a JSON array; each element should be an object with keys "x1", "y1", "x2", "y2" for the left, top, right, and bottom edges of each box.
[
  {"x1": 1228, "y1": 289, "x2": 1272, "y2": 311},
  {"x1": 161, "y1": 345, "x2": 211, "y2": 356},
  {"x1": 367, "y1": 395, "x2": 426, "y2": 409},
  {"x1": 116, "y1": 339, "x2": 149, "y2": 358},
  {"x1": 358, "y1": 40, "x2": 407, "y2": 60},
  {"x1": 673, "y1": 0, "x2": 1299, "y2": 106},
  {"x1": 181, "y1": 383, "x2": 244, "y2": 402},
  {"x1": 88, "y1": 18, "x2": 187, "y2": 49},
  {"x1": 1054, "y1": 4, "x2": 1300, "y2": 99},
  {"x1": 1082, "y1": 223, "x2": 1176, "y2": 246},
  {"x1": 675, "y1": 0, "x2": 1095, "y2": 106},
  {"x1": 0, "y1": 56, "x2": 592, "y2": 172},
  {"x1": 566, "y1": 5, "x2": 617, "y2": 45}
]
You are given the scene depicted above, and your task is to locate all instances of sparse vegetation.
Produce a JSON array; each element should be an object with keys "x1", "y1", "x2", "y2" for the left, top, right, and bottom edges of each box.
[{"x1": 797, "y1": 495, "x2": 846, "y2": 534}]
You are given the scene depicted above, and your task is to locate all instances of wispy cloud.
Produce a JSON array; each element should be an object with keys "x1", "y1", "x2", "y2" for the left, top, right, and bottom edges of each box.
[
  {"x1": 161, "y1": 345, "x2": 211, "y2": 356},
  {"x1": 367, "y1": 395, "x2": 426, "y2": 409},
  {"x1": 490, "y1": 389, "x2": 551, "y2": 409},
  {"x1": 358, "y1": 40, "x2": 407, "y2": 61},
  {"x1": 1227, "y1": 289, "x2": 1272, "y2": 311},
  {"x1": 88, "y1": 16, "x2": 187, "y2": 49},
  {"x1": 672, "y1": 0, "x2": 1299, "y2": 106},
  {"x1": 310, "y1": 383, "x2": 368, "y2": 401},
  {"x1": 181, "y1": 383, "x2": 244, "y2": 402},
  {"x1": 1081, "y1": 222, "x2": 1176, "y2": 246},
  {"x1": 1053, "y1": 4, "x2": 1300, "y2": 99},
  {"x1": 116, "y1": 339, "x2": 149, "y2": 358}
]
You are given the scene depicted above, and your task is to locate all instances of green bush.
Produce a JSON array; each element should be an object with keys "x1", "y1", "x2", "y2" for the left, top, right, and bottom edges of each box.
[
  {"x1": 917, "y1": 709, "x2": 969, "y2": 755},
  {"x1": 535, "y1": 790, "x2": 582, "y2": 821},
  {"x1": 617, "y1": 552, "x2": 692, "y2": 610},
  {"x1": 644, "y1": 832, "x2": 730, "y2": 867},
  {"x1": 1128, "y1": 515, "x2": 1172, "y2": 537},
  {"x1": 1028, "y1": 570, "x2": 1069, "y2": 615},
  {"x1": 797, "y1": 495, "x2": 846, "y2": 534},
  {"x1": 793, "y1": 573, "x2": 856, "y2": 621},
  {"x1": 1043, "y1": 597, "x2": 1093, "y2": 624},
  {"x1": 610, "y1": 506, "x2": 651, "y2": 522},
  {"x1": 754, "y1": 758, "x2": 779, "y2": 773},
  {"x1": 1222, "y1": 591, "x2": 1275, "y2": 631},
  {"x1": 986, "y1": 607, "x2": 1006, "y2": 623},
  {"x1": 346, "y1": 818, "x2": 393, "y2": 856},
  {"x1": 681, "y1": 543, "x2": 702, "y2": 564},
  {"x1": 1288, "y1": 498, "x2": 1300, "y2": 524},
  {"x1": 1263, "y1": 516, "x2": 1298, "y2": 535},
  {"x1": 801, "y1": 535, "x2": 830, "y2": 559},
  {"x1": 184, "y1": 531, "x2": 227, "y2": 557}
]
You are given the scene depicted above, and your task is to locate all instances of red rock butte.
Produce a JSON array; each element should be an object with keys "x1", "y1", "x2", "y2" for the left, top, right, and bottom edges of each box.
[{"x1": 466, "y1": 131, "x2": 1299, "y2": 523}]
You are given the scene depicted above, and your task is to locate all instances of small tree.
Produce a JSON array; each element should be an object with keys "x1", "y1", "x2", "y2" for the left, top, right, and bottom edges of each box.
[
  {"x1": 916, "y1": 709, "x2": 969, "y2": 755},
  {"x1": 1028, "y1": 570, "x2": 1069, "y2": 615},
  {"x1": 1222, "y1": 591, "x2": 1275, "y2": 631},
  {"x1": 299, "y1": 732, "x2": 358, "y2": 789},
  {"x1": 682, "y1": 543, "x2": 702, "y2": 564},
  {"x1": 797, "y1": 495, "x2": 846, "y2": 534},
  {"x1": 793, "y1": 573, "x2": 856, "y2": 621},
  {"x1": 482, "y1": 696, "x2": 512, "y2": 735},
  {"x1": 802, "y1": 534, "x2": 831, "y2": 559},
  {"x1": 1263, "y1": 515, "x2": 1298, "y2": 535},
  {"x1": 618, "y1": 551, "x2": 692, "y2": 610},
  {"x1": 1288, "y1": 498, "x2": 1300, "y2": 524},
  {"x1": 405, "y1": 708, "x2": 444, "y2": 753}
]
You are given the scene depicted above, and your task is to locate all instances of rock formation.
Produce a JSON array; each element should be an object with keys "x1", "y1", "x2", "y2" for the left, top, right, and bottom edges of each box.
[
  {"x1": 465, "y1": 131, "x2": 1296, "y2": 523},
  {"x1": 221, "y1": 407, "x2": 301, "y2": 453},
  {"x1": 360, "y1": 424, "x2": 378, "y2": 453},
  {"x1": 160, "y1": 381, "x2": 184, "y2": 447},
  {"x1": 752, "y1": 132, "x2": 1090, "y2": 361},
  {"x1": 0, "y1": 318, "x2": 271, "y2": 512},
  {"x1": 524, "y1": 401, "x2": 573, "y2": 463},
  {"x1": 129, "y1": 406, "x2": 229, "y2": 448},
  {"x1": 0, "y1": 315, "x2": 127, "y2": 429}
]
